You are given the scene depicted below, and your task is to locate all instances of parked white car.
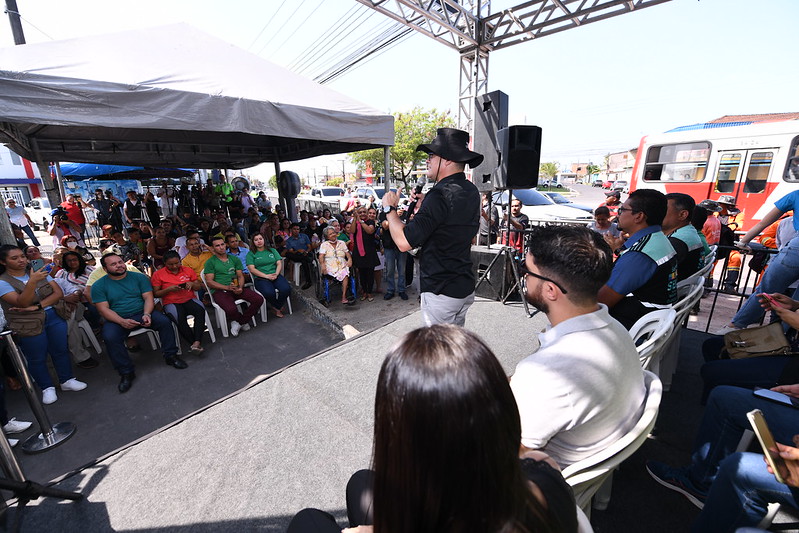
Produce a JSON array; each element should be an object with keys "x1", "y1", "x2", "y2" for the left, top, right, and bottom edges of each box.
[
  {"x1": 354, "y1": 186, "x2": 406, "y2": 207},
  {"x1": 25, "y1": 196, "x2": 53, "y2": 229},
  {"x1": 492, "y1": 189, "x2": 593, "y2": 225}
]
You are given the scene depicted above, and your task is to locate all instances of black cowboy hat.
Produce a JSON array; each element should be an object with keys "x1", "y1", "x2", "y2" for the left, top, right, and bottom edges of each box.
[{"x1": 416, "y1": 128, "x2": 484, "y2": 168}]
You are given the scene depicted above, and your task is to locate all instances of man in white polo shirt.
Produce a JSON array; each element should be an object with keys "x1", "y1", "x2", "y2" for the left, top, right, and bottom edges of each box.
[{"x1": 510, "y1": 225, "x2": 646, "y2": 468}]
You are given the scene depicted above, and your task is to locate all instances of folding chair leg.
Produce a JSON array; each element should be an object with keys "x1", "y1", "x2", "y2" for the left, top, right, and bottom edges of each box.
[{"x1": 592, "y1": 473, "x2": 614, "y2": 511}]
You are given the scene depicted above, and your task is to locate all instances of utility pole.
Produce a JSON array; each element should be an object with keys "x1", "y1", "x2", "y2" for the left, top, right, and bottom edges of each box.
[{"x1": 3, "y1": 0, "x2": 62, "y2": 245}]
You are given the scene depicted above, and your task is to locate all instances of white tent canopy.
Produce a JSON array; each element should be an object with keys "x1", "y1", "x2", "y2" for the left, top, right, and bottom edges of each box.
[{"x1": 0, "y1": 24, "x2": 394, "y2": 168}]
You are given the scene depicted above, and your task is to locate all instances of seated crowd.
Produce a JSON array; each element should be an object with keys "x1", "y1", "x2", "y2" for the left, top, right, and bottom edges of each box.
[
  {"x1": 5, "y1": 182, "x2": 799, "y2": 531},
  {"x1": 0, "y1": 184, "x2": 421, "y2": 406}
]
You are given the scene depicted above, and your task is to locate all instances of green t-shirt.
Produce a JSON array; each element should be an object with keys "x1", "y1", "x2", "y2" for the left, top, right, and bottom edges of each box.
[
  {"x1": 246, "y1": 248, "x2": 282, "y2": 275},
  {"x1": 90, "y1": 271, "x2": 152, "y2": 317},
  {"x1": 204, "y1": 254, "x2": 243, "y2": 292}
]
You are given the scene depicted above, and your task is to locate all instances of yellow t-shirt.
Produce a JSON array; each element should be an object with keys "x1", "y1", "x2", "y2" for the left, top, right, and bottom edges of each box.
[
  {"x1": 182, "y1": 251, "x2": 214, "y2": 277},
  {"x1": 86, "y1": 263, "x2": 142, "y2": 286}
]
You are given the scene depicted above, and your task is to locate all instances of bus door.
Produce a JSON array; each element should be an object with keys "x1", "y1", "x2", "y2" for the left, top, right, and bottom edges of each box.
[
  {"x1": 713, "y1": 148, "x2": 777, "y2": 198},
  {"x1": 713, "y1": 149, "x2": 777, "y2": 229}
]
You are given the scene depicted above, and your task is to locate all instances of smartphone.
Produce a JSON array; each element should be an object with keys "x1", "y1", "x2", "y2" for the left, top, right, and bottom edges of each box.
[
  {"x1": 30, "y1": 258, "x2": 45, "y2": 271},
  {"x1": 754, "y1": 388, "x2": 799, "y2": 409},
  {"x1": 762, "y1": 293, "x2": 787, "y2": 309},
  {"x1": 747, "y1": 409, "x2": 789, "y2": 484}
]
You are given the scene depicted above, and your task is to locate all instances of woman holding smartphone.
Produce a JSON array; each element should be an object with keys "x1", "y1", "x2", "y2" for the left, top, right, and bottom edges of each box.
[
  {"x1": 288, "y1": 325, "x2": 577, "y2": 533},
  {"x1": 150, "y1": 250, "x2": 206, "y2": 353},
  {"x1": 0, "y1": 245, "x2": 86, "y2": 405}
]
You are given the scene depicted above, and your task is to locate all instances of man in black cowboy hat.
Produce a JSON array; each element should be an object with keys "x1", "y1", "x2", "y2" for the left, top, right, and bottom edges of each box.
[{"x1": 382, "y1": 127, "x2": 482, "y2": 326}]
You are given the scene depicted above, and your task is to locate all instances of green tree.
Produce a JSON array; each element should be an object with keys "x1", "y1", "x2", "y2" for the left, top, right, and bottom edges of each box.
[
  {"x1": 539, "y1": 162, "x2": 559, "y2": 180},
  {"x1": 326, "y1": 176, "x2": 343, "y2": 186},
  {"x1": 349, "y1": 106, "x2": 455, "y2": 192},
  {"x1": 268, "y1": 174, "x2": 277, "y2": 189},
  {"x1": 586, "y1": 164, "x2": 601, "y2": 176}
]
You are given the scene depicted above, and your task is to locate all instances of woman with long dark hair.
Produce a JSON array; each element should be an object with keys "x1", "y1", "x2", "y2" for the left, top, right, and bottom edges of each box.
[
  {"x1": 0, "y1": 245, "x2": 87, "y2": 405},
  {"x1": 246, "y1": 232, "x2": 291, "y2": 318},
  {"x1": 55, "y1": 250, "x2": 101, "y2": 330},
  {"x1": 288, "y1": 325, "x2": 577, "y2": 533}
]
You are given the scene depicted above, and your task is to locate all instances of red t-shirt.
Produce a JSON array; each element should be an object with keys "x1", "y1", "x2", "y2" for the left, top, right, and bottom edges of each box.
[
  {"x1": 150, "y1": 266, "x2": 198, "y2": 305},
  {"x1": 60, "y1": 200, "x2": 85, "y2": 225}
]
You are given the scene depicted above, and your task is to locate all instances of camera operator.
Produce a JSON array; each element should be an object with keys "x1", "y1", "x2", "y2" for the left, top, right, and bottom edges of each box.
[{"x1": 48, "y1": 208, "x2": 84, "y2": 249}]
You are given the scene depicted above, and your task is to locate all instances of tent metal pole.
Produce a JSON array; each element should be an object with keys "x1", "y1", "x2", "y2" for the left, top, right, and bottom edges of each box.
[
  {"x1": 53, "y1": 162, "x2": 68, "y2": 201},
  {"x1": 383, "y1": 146, "x2": 391, "y2": 193}
]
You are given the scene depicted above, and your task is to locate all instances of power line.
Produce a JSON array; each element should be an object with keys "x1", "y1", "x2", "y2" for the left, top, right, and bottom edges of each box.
[
  {"x1": 256, "y1": 0, "x2": 310, "y2": 56},
  {"x1": 247, "y1": 0, "x2": 288, "y2": 51}
]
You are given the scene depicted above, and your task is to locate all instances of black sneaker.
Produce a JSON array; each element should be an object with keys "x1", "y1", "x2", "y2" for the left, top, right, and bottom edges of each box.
[
  {"x1": 383, "y1": 292, "x2": 395, "y2": 300},
  {"x1": 399, "y1": 292, "x2": 409, "y2": 301},
  {"x1": 76, "y1": 357, "x2": 100, "y2": 369},
  {"x1": 646, "y1": 460, "x2": 707, "y2": 509}
]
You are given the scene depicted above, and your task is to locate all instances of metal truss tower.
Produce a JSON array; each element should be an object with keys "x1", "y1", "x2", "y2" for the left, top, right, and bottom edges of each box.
[{"x1": 356, "y1": 0, "x2": 673, "y2": 132}]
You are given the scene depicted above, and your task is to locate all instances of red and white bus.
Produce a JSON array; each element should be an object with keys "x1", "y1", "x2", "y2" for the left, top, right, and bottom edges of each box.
[{"x1": 629, "y1": 119, "x2": 799, "y2": 232}]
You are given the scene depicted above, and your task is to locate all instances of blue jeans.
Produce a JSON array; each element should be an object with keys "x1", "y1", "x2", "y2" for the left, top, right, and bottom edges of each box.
[
  {"x1": 692, "y1": 452, "x2": 799, "y2": 532},
  {"x1": 17, "y1": 308, "x2": 73, "y2": 389},
  {"x1": 383, "y1": 247, "x2": 406, "y2": 294},
  {"x1": 102, "y1": 310, "x2": 177, "y2": 375},
  {"x1": 685, "y1": 386, "x2": 799, "y2": 531},
  {"x1": 733, "y1": 236, "x2": 799, "y2": 327},
  {"x1": 254, "y1": 275, "x2": 291, "y2": 310},
  {"x1": 20, "y1": 224, "x2": 40, "y2": 246}
]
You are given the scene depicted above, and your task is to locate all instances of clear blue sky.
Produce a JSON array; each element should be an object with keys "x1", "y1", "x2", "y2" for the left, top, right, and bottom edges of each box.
[{"x1": 1, "y1": 0, "x2": 796, "y2": 179}]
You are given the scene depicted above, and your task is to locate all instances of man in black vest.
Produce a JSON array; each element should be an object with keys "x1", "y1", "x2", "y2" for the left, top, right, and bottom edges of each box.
[
  {"x1": 598, "y1": 189, "x2": 678, "y2": 329},
  {"x1": 382, "y1": 128, "x2": 482, "y2": 326}
]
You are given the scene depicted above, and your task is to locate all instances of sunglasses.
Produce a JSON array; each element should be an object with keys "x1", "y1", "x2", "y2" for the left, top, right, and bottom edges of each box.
[
  {"x1": 518, "y1": 265, "x2": 569, "y2": 294},
  {"x1": 616, "y1": 206, "x2": 639, "y2": 215}
]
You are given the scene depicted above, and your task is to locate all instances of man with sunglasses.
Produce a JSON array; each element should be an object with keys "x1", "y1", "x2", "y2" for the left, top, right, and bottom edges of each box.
[
  {"x1": 382, "y1": 128, "x2": 482, "y2": 326},
  {"x1": 598, "y1": 189, "x2": 678, "y2": 330},
  {"x1": 510, "y1": 225, "x2": 645, "y2": 468}
]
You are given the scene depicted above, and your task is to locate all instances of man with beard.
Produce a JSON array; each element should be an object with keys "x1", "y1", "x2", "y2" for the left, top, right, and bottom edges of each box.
[
  {"x1": 92, "y1": 253, "x2": 187, "y2": 393},
  {"x1": 598, "y1": 189, "x2": 678, "y2": 330},
  {"x1": 510, "y1": 225, "x2": 645, "y2": 468}
]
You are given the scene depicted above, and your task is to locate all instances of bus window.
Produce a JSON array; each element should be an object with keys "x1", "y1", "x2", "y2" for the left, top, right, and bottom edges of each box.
[
  {"x1": 743, "y1": 152, "x2": 773, "y2": 193},
  {"x1": 644, "y1": 142, "x2": 709, "y2": 182},
  {"x1": 714, "y1": 153, "x2": 742, "y2": 193},
  {"x1": 784, "y1": 136, "x2": 799, "y2": 182}
]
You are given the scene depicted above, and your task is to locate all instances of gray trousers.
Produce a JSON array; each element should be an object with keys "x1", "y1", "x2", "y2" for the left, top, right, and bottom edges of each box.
[{"x1": 420, "y1": 292, "x2": 475, "y2": 327}]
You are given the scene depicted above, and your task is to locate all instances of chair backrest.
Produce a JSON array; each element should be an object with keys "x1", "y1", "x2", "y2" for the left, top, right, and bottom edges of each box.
[
  {"x1": 562, "y1": 370, "x2": 663, "y2": 511},
  {"x1": 200, "y1": 268, "x2": 219, "y2": 306},
  {"x1": 628, "y1": 309, "x2": 676, "y2": 370},
  {"x1": 673, "y1": 277, "x2": 704, "y2": 325},
  {"x1": 677, "y1": 261, "x2": 714, "y2": 292}
]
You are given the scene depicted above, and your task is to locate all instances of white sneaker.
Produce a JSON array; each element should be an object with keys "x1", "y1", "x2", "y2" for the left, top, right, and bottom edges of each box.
[
  {"x1": 241, "y1": 323, "x2": 251, "y2": 332},
  {"x1": 2, "y1": 418, "x2": 32, "y2": 434},
  {"x1": 230, "y1": 321, "x2": 241, "y2": 337},
  {"x1": 42, "y1": 387, "x2": 57, "y2": 405},
  {"x1": 714, "y1": 324, "x2": 740, "y2": 336},
  {"x1": 60, "y1": 378, "x2": 87, "y2": 392},
  {"x1": 7, "y1": 438, "x2": 18, "y2": 447}
]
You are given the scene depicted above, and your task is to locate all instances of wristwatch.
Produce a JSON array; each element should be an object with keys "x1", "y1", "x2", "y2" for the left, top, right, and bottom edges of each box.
[
  {"x1": 35, "y1": 303, "x2": 42, "y2": 310},
  {"x1": 383, "y1": 204, "x2": 396, "y2": 214}
]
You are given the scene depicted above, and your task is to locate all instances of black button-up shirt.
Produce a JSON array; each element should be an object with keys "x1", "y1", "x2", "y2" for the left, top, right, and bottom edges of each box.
[{"x1": 404, "y1": 173, "x2": 480, "y2": 298}]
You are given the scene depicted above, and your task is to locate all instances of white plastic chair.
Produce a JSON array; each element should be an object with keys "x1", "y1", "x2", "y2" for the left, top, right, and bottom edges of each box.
[
  {"x1": 246, "y1": 272, "x2": 292, "y2": 321},
  {"x1": 129, "y1": 321, "x2": 182, "y2": 356},
  {"x1": 562, "y1": 370, "x2": 663, "y2": 518},
  {"x1": 676, "y1": 260, "x2": 714, "y2": 292},
  {"x1": 201, "y1": 269, "x2": 257, "y2": 338},
  {"x1": 659, "y1": 277, "x2": 705, "y2": 390},
  {"x1": 628, "y1": 309, "x2": 676, "y2": 372}
]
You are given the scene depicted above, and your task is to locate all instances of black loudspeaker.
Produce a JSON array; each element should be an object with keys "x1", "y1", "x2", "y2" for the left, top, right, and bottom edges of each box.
[
  {"x1": 495, "y1": 125, "x2": 542, "y2": 190},
  {"x1": 471, "y1": 91, "x2": 508, "y2": 192}
]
